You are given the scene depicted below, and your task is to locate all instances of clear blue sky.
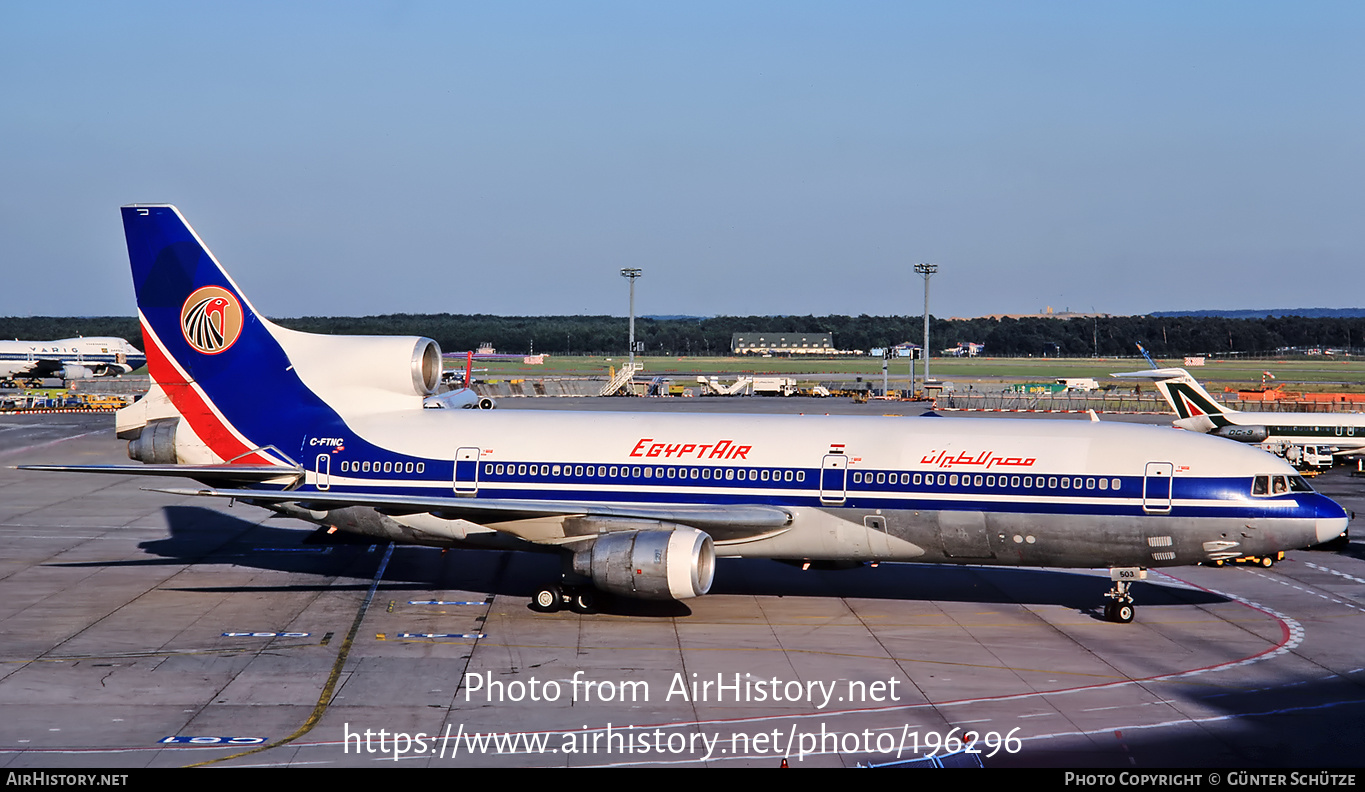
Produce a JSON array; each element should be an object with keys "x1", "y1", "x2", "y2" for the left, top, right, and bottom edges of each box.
[{"x1": 2, "y1": 2, "x2": 1362, "y2": 319}]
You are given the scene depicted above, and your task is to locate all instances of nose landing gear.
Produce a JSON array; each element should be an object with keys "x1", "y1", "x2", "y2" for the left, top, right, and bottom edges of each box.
[{"x1": 1102, "y1": 568, "x2": 1145, "y2": 624}]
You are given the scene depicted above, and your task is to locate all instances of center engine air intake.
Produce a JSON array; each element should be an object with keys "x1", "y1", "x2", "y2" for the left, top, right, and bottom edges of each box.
[{"x1": 269, "y1": 328, "x2": 443, "y2": 399}]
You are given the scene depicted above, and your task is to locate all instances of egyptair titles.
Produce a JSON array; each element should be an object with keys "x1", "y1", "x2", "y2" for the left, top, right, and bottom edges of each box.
[
  {"x1": 920, "y1": 449, "x2": 1036, "y2": 469},
  {"x1": 629, "y1": 438, "x2": 752, "y2": 461}
]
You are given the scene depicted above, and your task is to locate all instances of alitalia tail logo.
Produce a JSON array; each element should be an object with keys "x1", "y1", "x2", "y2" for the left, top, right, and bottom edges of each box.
[
  {"x1": 181, "y1": 286, "x2": 244, "y2": 355},
  {"x1": 1163, "y1": 382, "x2": 1232, "y2": 426}
]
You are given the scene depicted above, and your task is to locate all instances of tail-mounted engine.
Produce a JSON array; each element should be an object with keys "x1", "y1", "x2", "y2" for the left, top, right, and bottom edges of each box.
[
  {"x1": 127, "y1": 417, "x2": 179, "y2": 463},
  {"x1": 572, "y1": 527, "x2": 715, "y2": 600},
  {"x1": 270, "y1": 328, "x2": 443, "y2": 400},
  {"x1": 1212, "y1": 425, "x2": 1269, "y2": 443}
]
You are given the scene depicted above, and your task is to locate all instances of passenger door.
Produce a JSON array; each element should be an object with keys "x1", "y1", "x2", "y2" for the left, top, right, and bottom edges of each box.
[
  {"x1": 1142, "y1": 461, "x2": 1174, "y2": 514},
  {"x1": 314, "y1": 453, "x2": 330, "y2": 491},
  {"x1": 454, "y1": 447, "x2": 480, "y2": 495},
  {"x1": 820, "y1": 454, "x2": 847, "y2": 505}
]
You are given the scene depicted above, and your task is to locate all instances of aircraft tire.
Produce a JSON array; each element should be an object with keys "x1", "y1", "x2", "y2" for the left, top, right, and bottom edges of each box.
[
  {"x1": 570, "y1": 589, "x2": 598, "y2": 614},
  {"x1": 1114, "y1": 603, "x2": 1135, "y2": 623},
  {"x1": 532, "y1": 585, "x2": 563, "y2": 613}
]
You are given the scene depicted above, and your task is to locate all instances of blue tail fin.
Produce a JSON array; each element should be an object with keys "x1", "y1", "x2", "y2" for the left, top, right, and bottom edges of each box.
[{"x1": 123, "y1": 205, "x2": 319, "y2": 464}]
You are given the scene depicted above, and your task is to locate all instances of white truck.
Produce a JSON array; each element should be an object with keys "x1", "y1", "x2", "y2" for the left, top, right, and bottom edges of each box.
[
  {"x1": 1056, "y1": 377, "x2": 1101, "y2": 392},
  {"x1": 752, "y1": 377, "x2": 799, "y2": 397},
  {"x1": 1279, "y1": 444, "x2": 1334, "y2": 471}
]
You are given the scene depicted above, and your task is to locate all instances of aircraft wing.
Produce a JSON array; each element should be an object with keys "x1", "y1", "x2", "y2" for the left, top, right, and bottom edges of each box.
[
  {"x1": 14, "y1": 358, "x2": 63, "y2": 377},
  {"x1": 18, "y1": 463, "x2": 793, "y2": 541},
  {"x1": 145, "y1": 485, "x2": 794, "y2": 542}
]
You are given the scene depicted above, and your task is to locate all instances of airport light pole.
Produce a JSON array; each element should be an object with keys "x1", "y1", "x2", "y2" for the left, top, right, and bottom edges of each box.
[
  {"x1": 914, "y1": 263, "x2": 938, "y2": 389},
  {"x1": 620, "y1": 268, "x2": 643, "y2": 374}
]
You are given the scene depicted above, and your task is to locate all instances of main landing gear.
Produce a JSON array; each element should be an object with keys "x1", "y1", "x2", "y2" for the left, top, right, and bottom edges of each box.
[
  {"x1": 530, "y1": 583, "x2": 600, "y2": 614},
  {"x1": 1102, "y1": 568, "x2": 1146, "y2": 624}
]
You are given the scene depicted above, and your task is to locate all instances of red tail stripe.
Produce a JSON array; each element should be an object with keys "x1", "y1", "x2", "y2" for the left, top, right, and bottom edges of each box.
[{"x1": 142, "y1": 319, "x2": 272, "y2": 465}]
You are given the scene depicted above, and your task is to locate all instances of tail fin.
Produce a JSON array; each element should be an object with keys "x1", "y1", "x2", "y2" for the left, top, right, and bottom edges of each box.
[
  {"x1": 1110, "y1": 367, "x2": 1237, "y2": 423},
  {"x1": 122, "y1": 205, "x2": 317, "y2": 466}
]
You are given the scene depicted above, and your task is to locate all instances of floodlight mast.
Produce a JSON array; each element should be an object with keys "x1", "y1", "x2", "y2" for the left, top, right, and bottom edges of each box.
[
  {"x1": 620, "y1": 268, "x2": 643, "y2": 374},
  {"x1": 914, "y1": 263, "x2": 938, "y2": 388}
]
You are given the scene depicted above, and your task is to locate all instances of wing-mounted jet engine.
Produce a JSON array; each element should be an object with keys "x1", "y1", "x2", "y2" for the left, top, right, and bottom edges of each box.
[{"x1": 528, "y1": 525, "x2": 715, "y2": 613}]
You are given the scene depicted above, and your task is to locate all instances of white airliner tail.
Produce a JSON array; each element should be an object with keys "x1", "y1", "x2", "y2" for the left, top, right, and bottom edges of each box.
[{"x1": 1111, "y1": 367, "x2": 1238, "y2": 427}]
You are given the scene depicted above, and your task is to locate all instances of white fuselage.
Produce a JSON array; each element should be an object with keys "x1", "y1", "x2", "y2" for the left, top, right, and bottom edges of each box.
[
  {"x1": 0, "y1": 337, "x2": 145, "y2": 380},
  {"x1": 290, "y1": 407, "x2": 1345, "y2": 569},
  {"x1": 1176, "y1": 411, "x2": 1365, "y2": 452}
]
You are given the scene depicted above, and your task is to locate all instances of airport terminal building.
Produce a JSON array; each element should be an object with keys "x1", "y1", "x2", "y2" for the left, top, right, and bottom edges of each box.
[{"x1": 731, "y1": 332, "x2": 835, "y2": 355}]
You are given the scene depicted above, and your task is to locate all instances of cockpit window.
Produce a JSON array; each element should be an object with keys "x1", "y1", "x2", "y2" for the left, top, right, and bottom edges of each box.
[{"x1": 1252, "y1": 474, "x2": 1314, "y2": 496}]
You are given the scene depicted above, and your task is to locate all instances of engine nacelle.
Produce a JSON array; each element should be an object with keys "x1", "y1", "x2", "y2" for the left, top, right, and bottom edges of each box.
[
  {"x1": 270, "y1": 326, "x2": 443, "y2": 401},
  {"x1": 572, "y1": 527, "x2": 715, "y2": 601},
  {"x1": 1213, "y1": 424, "x2": 1269, "y2": 443},
  {"x1": 127, "y1": 417, "x2": 179, "y2": 463},
  {"x1": 62, "y1": 364, "x2": 94, "y2": 380}
]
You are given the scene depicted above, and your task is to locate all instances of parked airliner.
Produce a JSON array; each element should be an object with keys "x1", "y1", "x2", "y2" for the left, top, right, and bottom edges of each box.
[
  {"x1": 23, "y1": 206, "x2": 1349, "y2": 623},
  {"x1": 1112, "y1": 367, "x2": 1365, "y2": 457},
  {"x1": 0, "y1": 337, "x2": 144, "y2": 383}
]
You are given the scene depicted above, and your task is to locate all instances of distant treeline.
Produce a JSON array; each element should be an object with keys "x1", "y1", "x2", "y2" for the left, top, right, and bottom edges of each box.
[
  {"x1": 4, "y1": 313, "x2": 1364, "y2": 359},
  {"x1": 1151, "y1": 308, "x2": 1365, "y2": 319}
]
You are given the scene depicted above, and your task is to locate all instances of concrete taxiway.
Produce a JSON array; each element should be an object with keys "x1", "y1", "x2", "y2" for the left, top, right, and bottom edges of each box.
[{"x1": 2, "y1": 403, "x2": 1364, "y2": 768}]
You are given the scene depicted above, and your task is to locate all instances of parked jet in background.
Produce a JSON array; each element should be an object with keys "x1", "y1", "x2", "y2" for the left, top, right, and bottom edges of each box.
[
  {"x1": 22, "y1": 206, "x2": 1349, "y2": 624},
  {"x1": 1111, "y1": 367, "x2": 1365, "y2": 459},
  {"x1": 0, "y1": 337, "x2": 145, "y2": 383}
]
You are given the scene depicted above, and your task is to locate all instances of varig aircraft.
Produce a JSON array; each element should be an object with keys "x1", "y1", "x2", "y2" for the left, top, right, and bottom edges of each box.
[
  {"x1": 1111, "y1": 367, "x2": 1365, "y2": 458},
  {"x1": 0, "y1": 337, "x2": 145, "y2": 383},
  {"x1": 23, "y1": 206, "x2": 1350, "y2": 624}
]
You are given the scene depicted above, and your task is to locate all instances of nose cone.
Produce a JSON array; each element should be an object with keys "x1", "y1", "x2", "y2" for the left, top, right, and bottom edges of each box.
[{"x1": 1315, "y1": 495, "x2": 1350, "y2": 545}]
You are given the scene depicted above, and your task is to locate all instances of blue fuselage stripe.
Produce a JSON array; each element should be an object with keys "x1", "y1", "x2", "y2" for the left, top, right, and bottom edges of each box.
[{"x1": 308, "y1": 459, "x2": 1328, "y2": 522}]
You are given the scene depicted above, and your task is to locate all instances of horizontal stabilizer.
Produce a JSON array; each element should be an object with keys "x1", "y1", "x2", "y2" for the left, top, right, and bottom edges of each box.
[
  {"x1": 19, "y1": 464, "x2": 303, "y2": 485},
  {"x1": 1109, "y1": 368, "x2": 1195, "y2": 380}
]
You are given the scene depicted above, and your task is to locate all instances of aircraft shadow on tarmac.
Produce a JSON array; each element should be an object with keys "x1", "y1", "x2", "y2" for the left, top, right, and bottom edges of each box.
[
  {"x1": 45, "y1": 505, "x2": 1226, "y2": 620},
  {"x1": 38, "y1": 509, "x2": 1360, "y2": 766},
  {"x1": 986, "y1": 672, "x2": 1365, "y2": 769}
]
